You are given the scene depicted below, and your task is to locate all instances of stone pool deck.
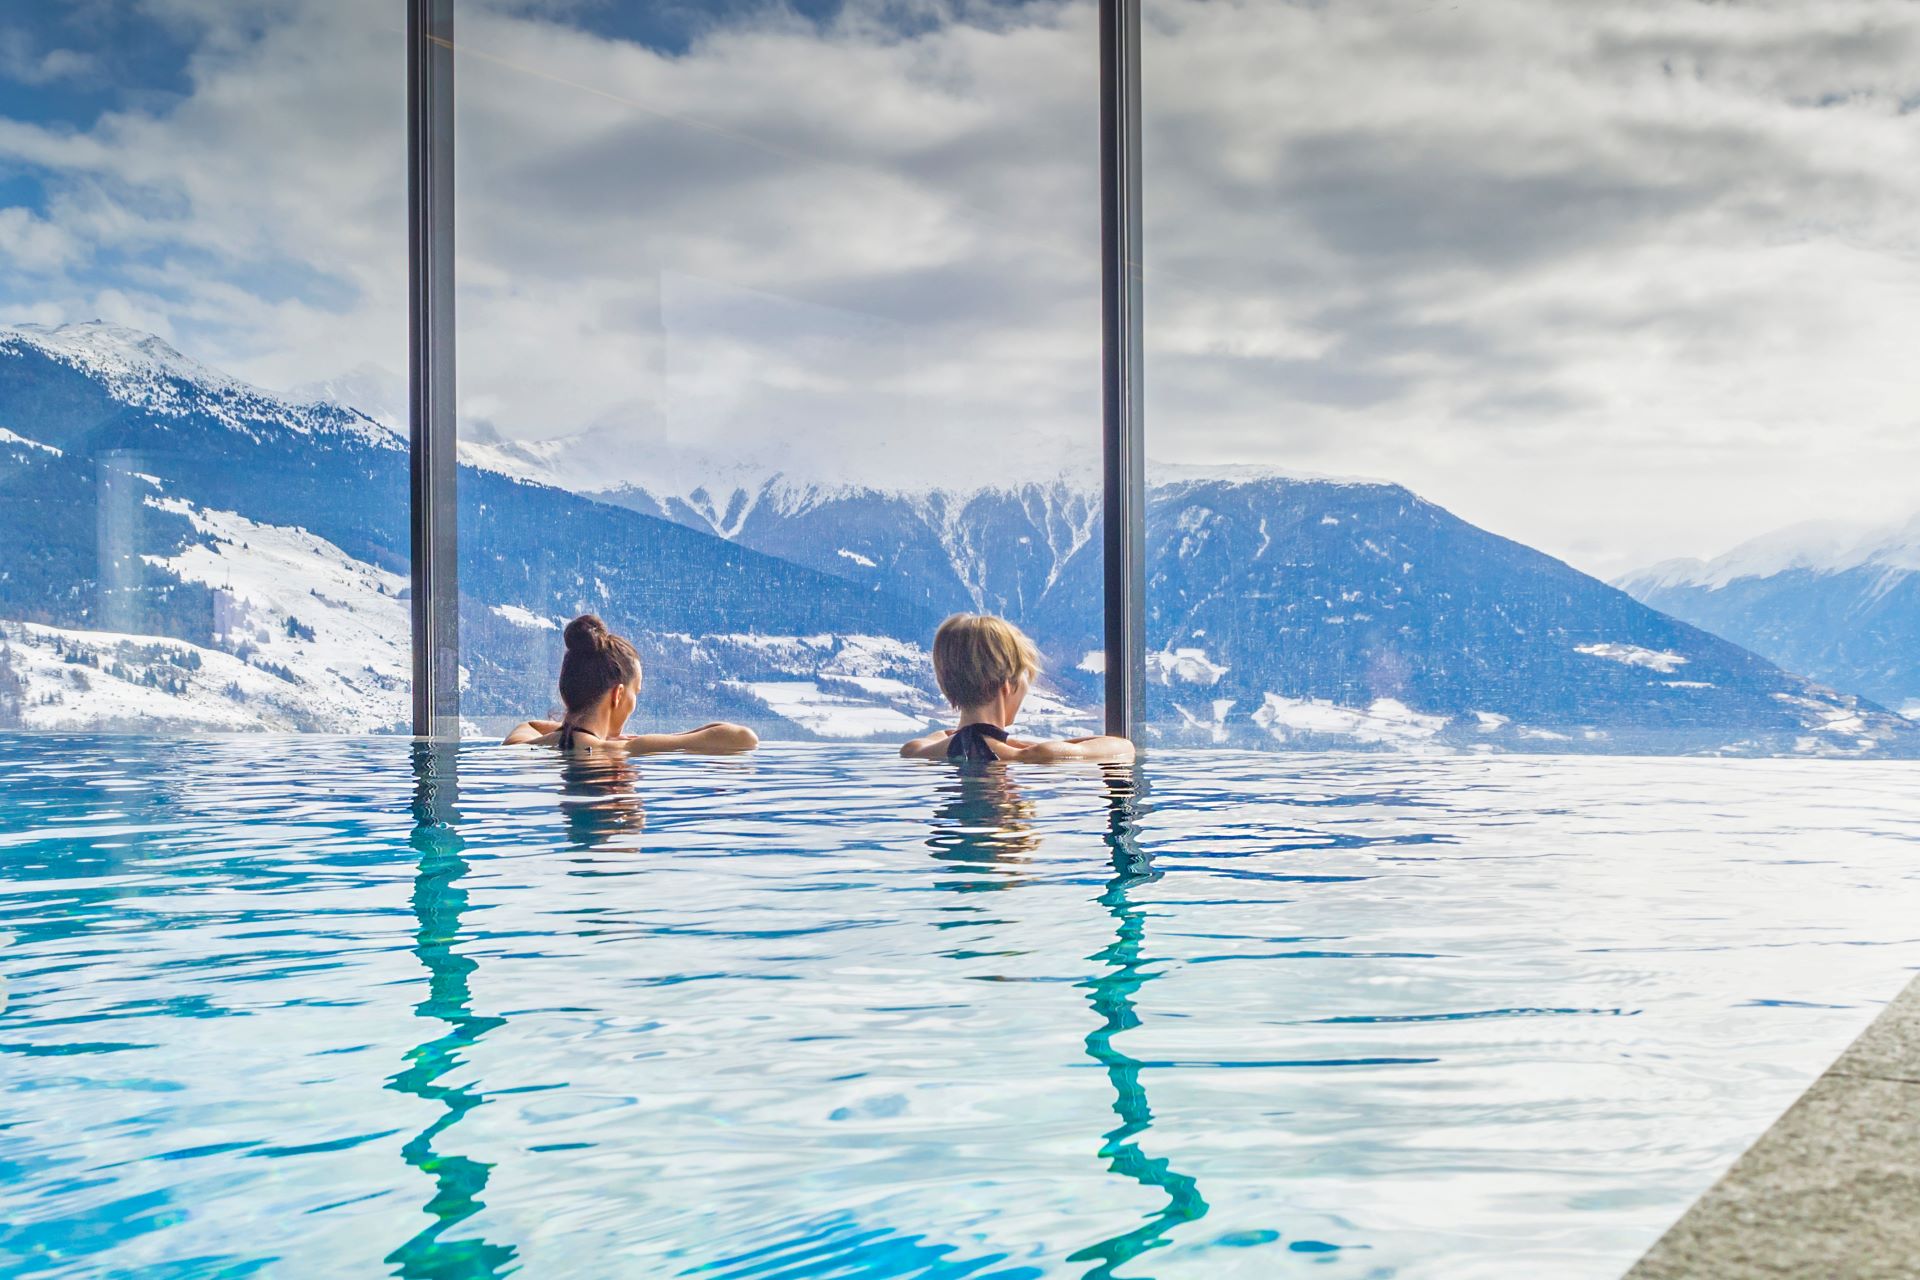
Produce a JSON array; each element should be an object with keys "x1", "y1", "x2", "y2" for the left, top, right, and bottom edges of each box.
[{"x1": 1626, "y1": 976, "x2": 1920, "y2": 1279}]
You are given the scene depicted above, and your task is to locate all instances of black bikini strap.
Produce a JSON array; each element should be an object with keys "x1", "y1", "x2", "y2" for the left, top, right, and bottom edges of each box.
[{"x1": 947, "y1": 722, "x2": 1010, "y2": 763}]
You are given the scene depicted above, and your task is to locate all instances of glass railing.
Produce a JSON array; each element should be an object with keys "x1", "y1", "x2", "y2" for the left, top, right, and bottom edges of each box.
[
  {"x1": 451, "y1": 0, "x2": 1104, "y2": 742},
  {"x1": 1, "y1": 2, "x2": 1913, "y2": 757}
]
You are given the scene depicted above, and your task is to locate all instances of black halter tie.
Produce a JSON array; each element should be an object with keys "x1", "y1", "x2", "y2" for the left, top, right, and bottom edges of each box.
[{"x1": 946, "y1": 722, "x2": 1011, "y2": 764}]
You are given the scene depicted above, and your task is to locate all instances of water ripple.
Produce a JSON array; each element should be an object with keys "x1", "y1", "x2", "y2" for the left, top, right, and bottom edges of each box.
[{"x1": 3, "y1": 738, "x2": 1920, "y2": 1278}]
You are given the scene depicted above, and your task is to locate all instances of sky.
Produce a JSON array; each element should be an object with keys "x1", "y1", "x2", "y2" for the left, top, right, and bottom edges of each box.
[{"x1": 2, "y1": 0, "x2": 1918, "y2": 578}]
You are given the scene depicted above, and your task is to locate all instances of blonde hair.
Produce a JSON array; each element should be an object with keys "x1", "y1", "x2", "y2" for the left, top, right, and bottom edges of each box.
[{"x1": 933, "y1": 613, "x2": 1041, "y2": 710}]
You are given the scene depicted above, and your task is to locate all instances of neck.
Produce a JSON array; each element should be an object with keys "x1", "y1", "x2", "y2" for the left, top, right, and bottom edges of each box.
[
  {"x1": 958, "y1": 702, "x2": 1006, "y2": 729},
  {"x1": 563, "y1": 699, "x2": 619, "y2": 739}
]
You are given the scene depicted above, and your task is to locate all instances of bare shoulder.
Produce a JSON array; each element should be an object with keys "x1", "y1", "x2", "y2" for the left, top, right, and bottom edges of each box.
[
  {"x1": 899, "y1": 730, "x2": 956, "y2": 760},
  {"x1": 504, "y1": 717, "x2": 565, "y2": 746}
]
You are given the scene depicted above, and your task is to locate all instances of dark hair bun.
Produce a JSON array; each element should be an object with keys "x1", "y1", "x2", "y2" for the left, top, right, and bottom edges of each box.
[{"x1": 564, "y1": 614, "x2": 609, "y2": 653}]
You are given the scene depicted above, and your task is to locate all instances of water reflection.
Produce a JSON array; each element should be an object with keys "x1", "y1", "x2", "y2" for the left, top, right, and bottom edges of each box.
[
  {"x1": 556, "y1": 753, "x2": 646, "y2": 851},
  {"x1": 923, "y1": 767, "x2": 1041, "y2": 894},
  {"x1": 385, "y1": 743, "x2": 516, "y2": 1277},
  {"x1": 1070, "y1": 766, "x2": 1210, "y2": 1277},
  {"x1": 921, "y1": 763, "x2": 1211, "y2": 1276}
]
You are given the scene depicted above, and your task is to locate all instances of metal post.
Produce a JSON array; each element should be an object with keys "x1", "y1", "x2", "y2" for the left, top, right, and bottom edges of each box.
[
  {"x1": 1100, "y1": 0, "x2": 1147, "y2": 741},
  {"x1": 409, "y1": 0, "x2": 459, "y2": 738}
]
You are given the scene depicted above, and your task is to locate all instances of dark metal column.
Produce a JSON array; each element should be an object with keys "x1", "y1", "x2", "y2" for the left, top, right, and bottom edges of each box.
[
  {"x1": 409, "y1": 0, "x2": 459, "y2": 738},
  {"x1": 1100, "y1": 0, "x2": 1147, "y2": 741}
]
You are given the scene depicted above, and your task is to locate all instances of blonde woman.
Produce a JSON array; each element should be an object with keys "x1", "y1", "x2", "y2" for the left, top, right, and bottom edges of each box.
[{"x1": 899, "y1": 613, "x2": 1135, "y2": 764}]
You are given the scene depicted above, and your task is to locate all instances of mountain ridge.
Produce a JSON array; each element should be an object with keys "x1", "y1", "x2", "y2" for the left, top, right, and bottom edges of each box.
[
  {"x1": 0, "y1": 322, "x2": 955, "y2": 738},
  {"x1": 1620, "y1": 515, "x2": 1920, "y2": 594},
  {"x1": 4, "y1": 320, "x2": 1914, "y2": 753},
  {"x1": 0, "y1": 321, "x2": 396, "y2": 450},
  {"x1": 1619, "y1": 511, "x2": 1920, "y2": 714}
]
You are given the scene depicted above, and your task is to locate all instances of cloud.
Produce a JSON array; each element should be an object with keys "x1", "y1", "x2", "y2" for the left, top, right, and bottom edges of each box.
[
  {"x1": 0, "y1": 0, "x2": 408, "y2": 395},
  {"x1": 0, "y1": 206, "x2": 80, "y2": 272},
  {"x1": 0, "y1": 28, "x2": 100, "y2": 85},
  {"x1": 1140, "y1": 0, "x2": 1920, "y2": 573},
  {"x1": 2, "y1": 0, "x2": 1919, "y2": 573}
]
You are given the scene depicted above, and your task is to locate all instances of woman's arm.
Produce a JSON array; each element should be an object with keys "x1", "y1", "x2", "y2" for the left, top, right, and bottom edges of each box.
[
  {"x1": 899, "y1": 728, "x2": 957, "y2": 759},
  {"x1": 623, "y1": 722, "x2": 759, "y2": 755},
  {"x1": 1009, "y1": 735, "x2": 1136, "y2": 764}
]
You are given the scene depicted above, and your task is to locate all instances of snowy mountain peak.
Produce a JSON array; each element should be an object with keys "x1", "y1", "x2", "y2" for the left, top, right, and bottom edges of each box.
[
  {"x1": 1620, "y1": 515, "x2": 1920, "y2": 592},
  {"x1": 4, "y1": 321, "x2": 248, "y2": 401},
  {"x1": 594, "y1": 469, "x2": 1101, "y2": 535},
  {"x1": 1148, "y1": 460, "x2": 1395, "y2": 491},
  {"x1": 449, "y1": 417, "x2": 1400, "y2": 515},
  {"x1": 0, "y1": 321, "x2": 395, "y2": 449}
]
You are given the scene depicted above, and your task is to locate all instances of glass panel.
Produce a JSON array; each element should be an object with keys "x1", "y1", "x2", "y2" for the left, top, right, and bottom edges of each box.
[
  {"x1": 1141, "y1": 0, "x2": 1920, "y2": 755},
  {"x1": 452, "y1": 0, "x2": 1102, "y2": 743},
  {"x1": 0, "y1": 7, "x2": 409, "y2": 732}
]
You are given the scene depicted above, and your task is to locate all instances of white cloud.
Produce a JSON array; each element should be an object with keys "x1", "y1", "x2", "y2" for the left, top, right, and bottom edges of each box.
[
  {"x1": 0, "y1": 0, "x2": 408, "y2": 392},
  {"x1": 1139, "y1": 0, "x2": 1920, "y2": 575},
  {"x1": 0, "y1": 28, "x2": 99, "y2": 86},
  {"x1": 0, "y1": 206, "x2": 79, "y2": 272},
  {"x1": 441, "y1": 0, "x2": 1101, "y2": 485},
  {"x1": 3, "y1": 0, "x2": 1918, "y2": 573}
]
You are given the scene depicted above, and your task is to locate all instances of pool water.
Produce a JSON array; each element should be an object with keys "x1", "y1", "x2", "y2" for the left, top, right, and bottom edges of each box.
[{"x1": 3, "y1": 737, "x2": 1919, "y2": 1279}]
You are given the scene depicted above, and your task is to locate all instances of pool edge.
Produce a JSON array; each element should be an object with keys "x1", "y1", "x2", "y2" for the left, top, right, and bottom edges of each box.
[{"x1": 1624, "y1": 975, "x2": 1920, "y2": 1280}]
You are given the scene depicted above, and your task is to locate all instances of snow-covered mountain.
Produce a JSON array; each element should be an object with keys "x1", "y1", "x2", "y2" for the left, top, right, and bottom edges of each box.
[
  {"x1": 598, "y1": 464, "x2": 1916, "y2": 756},
  {"x1": 0, "y1": 322, "x2": 961, "y2": 739},
  {"x1": 4, "y1": 319, "x2": 1914, "y2": 754},
  {"x1": 1017, "y1": 473, "x2": 1911, "y2": 754},
  {"x1": 0, "y1": 322, "x2": 396, "y2": 449},
  {"x1": 1620, "y1": 515, "x2": 1920, "y2": 716},
  {"x1": 594, "y1": 474, "x2": 1099, "y2": 623},
  {"x1": 464, "y1": 428, "x2": 1102, "y2": 623},
  {"x1": 0, "y1": 494, "x2": 411, "y2": 733}
]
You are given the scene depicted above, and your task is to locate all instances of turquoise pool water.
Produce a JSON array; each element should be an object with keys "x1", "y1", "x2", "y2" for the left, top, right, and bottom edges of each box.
[{"x1": 3, "y1": 737, "x2": 1919, "y2": 1279}]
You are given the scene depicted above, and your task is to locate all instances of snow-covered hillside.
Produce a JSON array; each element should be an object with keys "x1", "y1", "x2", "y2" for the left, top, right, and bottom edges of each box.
[
  {"x1": 1026, "y1": 474, "x2": 1920, "y2": 755},
  {"x1": 0, "y1": 491, "x2": 410, "y2": 733},
  {"x1": 143, "y1": 496, "x2": 412, "y2": 725},
  {"x1": 588, "y1": 460, "x2": 1920, "y2": 756},
  {"x1": 632, "y1": 631, "x2": 1092, "y2": 742},
  {"x1": 0, "y1": 426, "x2": 62, "y2": 457},
  {"x1": 2, "y1": 320, "x2": 969, "y2": 738},
  {"x1": 7, "y1": 319, "x2": 1918, "y2": 754}
]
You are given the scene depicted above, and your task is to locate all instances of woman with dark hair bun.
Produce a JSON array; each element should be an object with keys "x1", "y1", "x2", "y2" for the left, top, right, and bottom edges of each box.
[{"x1": 504, "y1": 615, "x2": 758, "y2": 754}]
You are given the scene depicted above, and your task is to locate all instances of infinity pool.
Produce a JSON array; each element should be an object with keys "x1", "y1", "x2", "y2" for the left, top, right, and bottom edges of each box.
[{"x1": 3, "y1": 737, "x2": 1919, "y2": 1278}]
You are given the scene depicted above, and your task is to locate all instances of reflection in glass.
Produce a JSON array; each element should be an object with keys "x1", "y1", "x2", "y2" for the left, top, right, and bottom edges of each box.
[
  {"x1": 451, "y1": 0, "x2": 1102, "y2": 742},
  {"x1": 1138, "y1": 1, "x2": 1920, "y2": 756},
  {"x1": 0, "y1": 6, "x2": 407, "y2": 734},
  {"x1": 386, "y1": 744, "x2": 516, "y2": 1276}
]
